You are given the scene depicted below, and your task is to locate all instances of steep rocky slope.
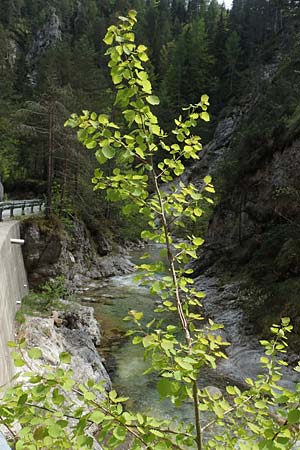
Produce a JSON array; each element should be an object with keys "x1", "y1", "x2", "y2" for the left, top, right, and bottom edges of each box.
[
  {"x1": 190, "y1": 54, "x2": 300, "y2": 346},
  {"x1": 20, "y1": 215, "x2": 133, "y2": 290}
]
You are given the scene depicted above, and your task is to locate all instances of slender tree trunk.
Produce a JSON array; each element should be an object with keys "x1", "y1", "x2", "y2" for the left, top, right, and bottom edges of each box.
[
  {"x1": 46, "y1": 101, "x2": 54, "y2": 218},
  {"x1": 74, "y1": 150, "x2": 79, "y2": 196},
  {"x1": 60, "y1": 136, "x2": 68, "y2": 210},
  {"x1": 151, "y1": 161, "x2": 203, "y2": 450}
]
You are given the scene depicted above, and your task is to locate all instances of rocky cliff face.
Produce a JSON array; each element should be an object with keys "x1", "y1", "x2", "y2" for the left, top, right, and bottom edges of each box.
[
  {"x1": 20, "y1": 216, "x2": 133, "y2": 290},
  {"x1": 189, "y1": 63, "x2": 300, "y2": 343},
  {"x1": 207, "y1": 139, "x2": 300, "y2": 264},
  {"x1": 26, "y1": 8, "x2": 62, "y2": 61}
]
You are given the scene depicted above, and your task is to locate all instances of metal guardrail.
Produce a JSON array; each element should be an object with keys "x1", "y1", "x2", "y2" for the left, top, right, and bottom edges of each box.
[{"x1": 0, "y1": 199, "x2": 44, "y2": 222}]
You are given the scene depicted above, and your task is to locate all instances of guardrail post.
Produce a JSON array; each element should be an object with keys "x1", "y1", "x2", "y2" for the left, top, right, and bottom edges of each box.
[{"x1": 0, "y1": 199, "x2": 42, "y2": 220}]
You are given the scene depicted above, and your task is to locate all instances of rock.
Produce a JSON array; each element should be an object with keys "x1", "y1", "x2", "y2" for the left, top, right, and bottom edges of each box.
[
  {"x1": 96, "y1": 254, "x2": 134, "y2": 278},
  {"x1": 275, "y1": 239, "x2": 300, "y2": 277},
  {"x1": 27, "y1": 8, "x2": 62, "y2": 61},
  {"x1": 21, "y1": 217, "x2": 133, "y2": 290},
  {"x1": 60, "y1": 327, "x2": 110, "y2": 386},
  {"x1": 213, "y1": 116, "x2": 237, "y2": 147},
  {"x1": 7, "y1": 38, "x2": 19, "y2": 67},
  {"x1": 20, "y1": 302, "x2": 111, "y2": 390},
  {"x1": 58, "y1": 302, "x2": 102, "y2": 346},
  {"x1": 15, "y1": 302, "x2": 108, "y2": 449},
  {"x1": 68, "y1": 251, "x2": 75, "y2": 263},
  {"x1": 204, "y1": 385, "x2": 222, "y2": 398},
  {"x1": 185, "y1": 108, "x2": 243, "y2": 191},
  {"x1": 21, "y1": 221, "x2": 62, "y2": 270},
  {"x1": 195, "y1": 133, "x2": 300, "y2": 278},
  {"x1": 95, "y1": 233, "x2": 112, "y2": 256}
]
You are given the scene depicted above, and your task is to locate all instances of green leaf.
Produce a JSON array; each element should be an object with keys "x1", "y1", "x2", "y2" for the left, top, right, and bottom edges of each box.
[
  {"x1": 201, "y1": 94, "x2": 210, "y2": 105},
  {"x1": 193, "y1": 207, "x2": 203, "y2": 217},
  {"x1": 193, "y1": 237, "x2": 204, "y2": 246},
  {"x1": 226, "y1": 386, "x2": 236, "y2": 395},
  {"x1": 28, "y1": 348, "x2": 42, "y2": 360},
  {"x1": 103, "y1": 33, "x2": 114, "y2": 45},
  {"x1": 98, "y1": 114, "x2": 109, "y2": 125},
  {"x1": 132, "y1": 336, "x2": 142, "y2": 345},
  {"x1": 288, "y1": 409, "x2": 300, "y2": 424},
  {"x1": 150, "y1": 429, "x2": 164, "y2": 437},
  {"x1": 90, "y1": 410, "x2": 105, "y2": 424},
  {"x1": 102, "y1": 146, "x2": 116, "y2": 159},
  {"x1": 48, "y1": 424, "x2": 62, "y2": 438},
  {"x1": 175, "y1": 357, "x2": 194, "y2": 371},
  {"x1": 84, "y1": 391, "x2": 96, "y2": 401},
  {"x1": 248, "y1": 423, "x2": 260, "y2": 434},
  {"x1": 140, "y1": 79, "x2": 152, "y2": 94},
  {"x1": 143, "y1": 335, "x2": 156, "y2": 348},
  {"x1": 200, "y1": 112, "x2": 210, "y2": 122},
  {"x1": 146, "y1": 95, "x2": 160, "y2": 105},
  {"x1": 86, "y1": 140, "x2": 97, "y2": 149},
  {"x1": 123, "y1": 110, "x2": 136, "y2": 123},
  {"x1": 204, "y1": 175, "x2": 212, "y2": 184},
  {"x1": 139, "y1": 52, "x2": 149, "y2": 62},
  {"x1": 157, "y1": 379, "x2": 179, "y2": 398},
  {"x1": 33, "y1": 426, "x2": 48, "y2": 441},
  {"x1": 137, "y1": 71, "x2": 148, "y2": 81},
  {"x1": 59, "y1": 352, "x2": 71, "y2": 364}
]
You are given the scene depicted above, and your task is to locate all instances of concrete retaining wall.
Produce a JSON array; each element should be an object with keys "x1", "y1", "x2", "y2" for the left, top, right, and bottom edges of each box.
[{"x1": 0, "y1": 222, "x2": 28, "y2": 386}]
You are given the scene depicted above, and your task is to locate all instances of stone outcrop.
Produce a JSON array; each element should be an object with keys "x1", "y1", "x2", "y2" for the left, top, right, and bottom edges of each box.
[
  {"x1": 10, "y1": 302, "x2": 108, "y2": 449},
  {"x1": 182, "y1": 106, "x2": 243, "y2": 196},
  {"x1": 26, "y1": 8, "x2": 62, "y2": 61},
  {"x1": 20, "y1": 217, "x2": 134, "y2": 290},
  {"x1": 202, "y1": 138, "x2": 300, "y2": 269},
  {"x1": 20, "y1": 302, "x2": 111, "y2": 391}
]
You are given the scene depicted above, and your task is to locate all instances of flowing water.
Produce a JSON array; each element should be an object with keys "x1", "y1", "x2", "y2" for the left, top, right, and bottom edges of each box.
[{"x1": 79, "y1": 245, "x2": 299, "y2": 421}]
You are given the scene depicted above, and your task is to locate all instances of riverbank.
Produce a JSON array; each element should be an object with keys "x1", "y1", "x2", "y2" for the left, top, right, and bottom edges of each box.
[
  {"x1": 77, "y1": 245, "x2": 299, "y2": 422},
  {"x1": 20, "y1": 215, "x2": 135, "y2": 291},
  {"x1": 5, "y1": 300, "x2": 109, "y2": 449},
  {"x1": 18, "y1": 300, "x2": 111, "y2": 390}
]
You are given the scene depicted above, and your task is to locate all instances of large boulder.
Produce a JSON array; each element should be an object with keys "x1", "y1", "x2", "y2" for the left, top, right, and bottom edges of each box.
[{"x1": 21, "y1": 302, "x2": 111, "y2": 391}]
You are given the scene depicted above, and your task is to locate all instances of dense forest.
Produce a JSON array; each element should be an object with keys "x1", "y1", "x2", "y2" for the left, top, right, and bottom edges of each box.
[
  {"x1": 2, "y1": 0, "x2": 300, "y2": 330},
  {"x1": 1, "y1": 0, "x2": 298, "y2": 215}
]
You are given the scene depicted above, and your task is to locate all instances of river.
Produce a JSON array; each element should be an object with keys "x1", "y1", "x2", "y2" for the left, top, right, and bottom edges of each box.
[{"x1": 79, "y1": 245, "x2": 299, "y2": 421}]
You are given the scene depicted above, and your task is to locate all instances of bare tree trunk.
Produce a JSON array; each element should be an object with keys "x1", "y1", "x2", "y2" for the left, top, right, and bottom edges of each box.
[
  {"x1": 46, "y1": 101, "x2": 54, "y2": 218},
  {"x1": 74, "y1": 149, "x2": 79, "y2": 196},
  {"x1": 60, "y1": 135, "x2": 68, "y2": 211}
]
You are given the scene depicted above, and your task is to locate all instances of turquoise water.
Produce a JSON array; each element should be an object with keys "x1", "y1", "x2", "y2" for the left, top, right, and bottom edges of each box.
[
  {"x1": 78, "y1": 245, "x2": 300, "y2": 449},
  {"x1": 80, "y1": 246, "x2": 227, "y2": 422}
]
